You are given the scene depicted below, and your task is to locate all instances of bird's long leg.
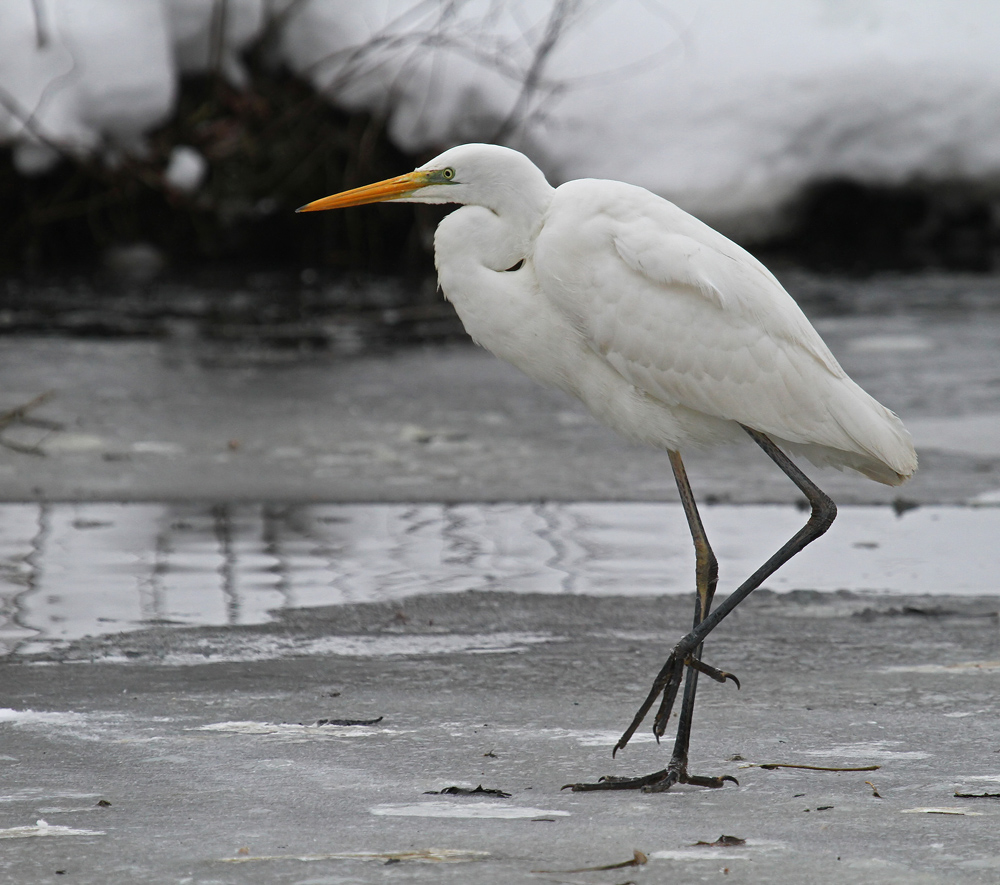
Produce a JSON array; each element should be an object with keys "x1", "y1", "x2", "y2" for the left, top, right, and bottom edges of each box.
[
  {"x1": 565, "y1": 450, "x2": 734, "y2": 792},
  {"x1": 565, "y1": 428, "x2": 836, "y2": 793},
  {"x1": 640, "y1": 428, "x2": 837, "y2": 743},
  {"x1": 649, "y1": 451, "x2": 739, "y2": 789}
]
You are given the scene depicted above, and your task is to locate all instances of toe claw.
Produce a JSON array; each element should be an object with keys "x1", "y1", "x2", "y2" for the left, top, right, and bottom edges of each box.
[
  {"x1": 687, "y1": 657, "x2": 740, "y2": 687},
  {"x1": 681, "y1": 772, "x2": 740, "y2": 789}
]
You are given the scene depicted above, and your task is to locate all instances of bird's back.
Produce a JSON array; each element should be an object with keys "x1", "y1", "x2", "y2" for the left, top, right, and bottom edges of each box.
[{"x1": 532, "y1": 179, "x2": 916, "y2": 485}]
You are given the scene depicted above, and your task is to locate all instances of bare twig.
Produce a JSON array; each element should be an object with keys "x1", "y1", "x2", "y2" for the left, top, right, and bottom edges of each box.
[
  {"x1": 0, "y1": 391, "x2": 57, "y2": 457},
  {"x1": 492, "y1": 0, "x2": 582, "y2": 142},
  {"x1": 531, "y1": 849, "x2": 647, "y2": 874},
  {"x1": 0, "y1": 392, "x2": 56, "y2": 433},
  {"x1": 209, "y1": 0, "x2": 231, "y2": 82},
  {"x1": 0, "y1": 84, "x2": 75, "y2": 166},
  {"x1": 30, "y1": 0, "x2": 50, "y2": 48},
  {"x1": 740, "y1": 763, "x2": 881, "y2": 772}
]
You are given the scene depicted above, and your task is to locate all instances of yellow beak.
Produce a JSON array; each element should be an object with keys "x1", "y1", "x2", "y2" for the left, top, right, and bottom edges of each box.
[{"x1": 295, "y1": 171, "x2": 431, "y2": 212}]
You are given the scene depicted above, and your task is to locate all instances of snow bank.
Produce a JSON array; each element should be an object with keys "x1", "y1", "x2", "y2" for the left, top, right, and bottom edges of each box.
[
  {"x1": 2, "y1": 0, "x2": 1000, "y2": 232},
  {"x1": 0, "y1": 0, "x2": 266, "y2": 174},
  {"x1": 279, "y1": 0, "x2": 1000, "y2": 235},
  {"x1": 0, "y1": 0, "x2": 175, "y2": 173},
  {"x1": 165, "y1": 0, "x2": 266, "y2": 86}
]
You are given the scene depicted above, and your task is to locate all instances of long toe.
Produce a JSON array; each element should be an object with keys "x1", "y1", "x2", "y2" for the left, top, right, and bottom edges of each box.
[
  {"x1": 680, "y1": 773, "x2": 739, "y2": 789},
  {"x1": 562, "y1": 770, "x2": 670, "y2": 792},
  {"x1": 566, "y1": 762, "x2": 738, "y2": 794},
  {"x1": 687, "y1": 657, "x2": 741, "y2": 688}
]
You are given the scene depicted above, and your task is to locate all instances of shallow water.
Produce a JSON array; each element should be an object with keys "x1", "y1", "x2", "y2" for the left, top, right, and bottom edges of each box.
[{"x1": 0, "y1": 501, "x2": 993, "y2": 655}]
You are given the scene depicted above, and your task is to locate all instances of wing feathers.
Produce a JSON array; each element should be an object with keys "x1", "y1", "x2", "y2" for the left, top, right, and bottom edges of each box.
[{"x1": 536, "y1": 180, "x2": 916, "y2": 482}]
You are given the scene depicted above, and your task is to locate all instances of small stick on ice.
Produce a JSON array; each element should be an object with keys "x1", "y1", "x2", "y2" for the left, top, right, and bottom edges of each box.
[{"x1": 531, "y1": 849, "x2": 647, "y2": 873}]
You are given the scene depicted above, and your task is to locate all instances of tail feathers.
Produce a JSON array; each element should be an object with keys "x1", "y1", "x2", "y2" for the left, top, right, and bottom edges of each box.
[
  {"x1": 781, "y1": 438, "x2": 912, "y2": 486},
  {"x1": 780, "y1": 385, "x2": 917, "y2": 487},
  {"x1": 833, "y1": 390, "x2": 917, "y2": 484}
]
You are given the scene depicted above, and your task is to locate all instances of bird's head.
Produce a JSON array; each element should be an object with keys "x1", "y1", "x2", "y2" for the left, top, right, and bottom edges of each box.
[{"x1": 296, "y1": 143, "x2": 550, "y2": 214}]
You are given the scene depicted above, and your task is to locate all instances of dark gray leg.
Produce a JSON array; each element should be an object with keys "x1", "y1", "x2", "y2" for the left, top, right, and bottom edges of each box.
[
  {"x1": 565, "y1": 428, "x2": 836, "y2": 792},
  {"x1": 642, "y1": 451, "x2": 738, "y2": 790}
]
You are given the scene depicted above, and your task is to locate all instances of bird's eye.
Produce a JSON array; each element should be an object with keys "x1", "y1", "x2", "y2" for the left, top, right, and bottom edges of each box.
[{"x1": 441, "y1": 167, "x2": 455, "y2": 180}]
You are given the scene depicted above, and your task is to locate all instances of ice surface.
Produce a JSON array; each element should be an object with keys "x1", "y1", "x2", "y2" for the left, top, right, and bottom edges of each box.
[
  {"x1": 1, "y1": 502, "x2": 995, "y2": 655},
  {"x1": 370, "y1": 801, "x2": 571, "y2": 819},
  {"x1": 2, "y1": 1, "x2": 999, "y2": 230},
  {"x1": 164, "y1": 0, "x2": 265, "y2": 87},
  {"x1": 0, "y1": 820, "x2": 105, "y2": 839},
  {"x1": 163, "y1": 145, "x2": 208, "y2": 193}
]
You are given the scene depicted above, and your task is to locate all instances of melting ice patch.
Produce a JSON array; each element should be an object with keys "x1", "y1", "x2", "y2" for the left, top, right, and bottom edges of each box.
[
  {"x1": 906, "y1": 415, "x2": 1000, "y2": 459},
  {"x1": 194, "y1": 721, "x2": 391, "y2": 740},
  {"x1": 884, "y1": 661, "x2": 1000, "y2": 675},
  {"x1": 0, "y1": 819, "x2": 104, "y2": 839},
  {"x1": 90, "y1": 632, "x2": 555, "y2": 666},
  {"x1": 846, "y1": 335, "x2": 935, "y2": 353},
  {"x1": 5, "y1": 502, "x2": 1000, "y2": 656},
  {"x1": 805, "y1": 742, "x2": 931, "y2": 761},
  {"x1": 0, "y1": 709, "x2": 88, "y2": 728},
  {"x1": 371, "y1": 802, "x2": 570, "y2": 820},
  {"x1": 525, "y1": 727, "x2": 658, "y2": 747}
]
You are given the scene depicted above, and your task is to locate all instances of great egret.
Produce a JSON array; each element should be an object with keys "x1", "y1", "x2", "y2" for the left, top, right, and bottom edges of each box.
[{"x1": 298, "y1": 143, "x2": 917, "y2": 793}]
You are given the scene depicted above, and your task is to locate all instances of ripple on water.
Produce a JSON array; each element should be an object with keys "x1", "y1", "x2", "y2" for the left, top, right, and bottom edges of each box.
[{"x1": 0, "y1": 502, "x2": 996, "y2": 654}]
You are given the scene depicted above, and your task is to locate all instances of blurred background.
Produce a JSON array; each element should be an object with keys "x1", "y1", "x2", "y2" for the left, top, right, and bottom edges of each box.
[{"x1": 2, "y1": 0, "x2": 1000, "y2": 342}]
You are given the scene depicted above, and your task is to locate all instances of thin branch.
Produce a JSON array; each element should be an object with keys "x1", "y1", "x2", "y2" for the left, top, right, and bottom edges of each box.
[
  {"x1": 30, "y1": 0, "x2": 50, "y2": 49},
  {"x1": 492, "y1": 0, "x2": 583, "y2": 142},
  {"x1": 0, "y1": 392, "x2": 57, "y2": 457}
]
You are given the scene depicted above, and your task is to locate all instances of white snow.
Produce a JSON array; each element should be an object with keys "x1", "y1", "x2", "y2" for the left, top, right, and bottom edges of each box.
[
  {"x1": 274, "y1": 0, "x2": 1000, "y2": 233},
  {"x1": 163, "y1": 144, "x2": 207, "y2": 192},
  {"x1": 0, "y1": 0, "x2": 175, "y2": 173},
  {"x1": 0, "y1": 819, "x2": 105, "y2": 839},
  {"x1": 2, "y1": 1, "x2": 1000, "y2": 230},
  {"x1": 164, "y1": 0, "x2": 266, "y2": 87},
  {"x1": 0, "y1": 708, "x2": 87, "y2": 727}
]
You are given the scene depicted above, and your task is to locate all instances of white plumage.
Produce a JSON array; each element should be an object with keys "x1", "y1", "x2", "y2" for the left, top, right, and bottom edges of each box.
[
  {"x1": 298, "y1": 142, "x2": 917, "y2": 793},
  {"x1": 420, "y1": 144, "x2": 915, "y2": 485}
]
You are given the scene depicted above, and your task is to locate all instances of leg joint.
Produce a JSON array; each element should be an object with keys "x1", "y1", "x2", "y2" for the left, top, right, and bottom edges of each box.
[{"x1": 811, "y1": 492, "x2": 837, "y2": 531}]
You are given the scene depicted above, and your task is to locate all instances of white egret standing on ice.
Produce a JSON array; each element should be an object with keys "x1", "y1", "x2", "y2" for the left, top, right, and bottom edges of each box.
[{"x1": 298, "y1": 143, "x2": 917, "y2": 793}]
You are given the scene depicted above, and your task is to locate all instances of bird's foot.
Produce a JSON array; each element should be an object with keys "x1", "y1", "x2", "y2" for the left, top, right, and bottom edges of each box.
[
  {"x1": 688, "y1": 657, "x2": 740, "y2": 689},
  {"x1": 611, "y1": 648, "x2": 740, "y2": 757},
  {"x1": 563, "y1": 759, "x2": 738, "y2": 793}
]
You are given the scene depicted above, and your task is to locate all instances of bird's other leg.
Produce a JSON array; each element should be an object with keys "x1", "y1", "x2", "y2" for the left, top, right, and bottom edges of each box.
[
  {"x1": 639, "y1": 430, "x2": 836, "y2": 745},
  {"x1": 643, "y1": 451, "x2": 738, "y2": 790},
  {"x1": 640, "y1": 429, "x2": 837, "y2": 743},
  {"x1": 650, "y1": 428, "x2": 836, "y2": 739},
  {"x1": 567, "y1": 429, "x2": 837, "y2": 793},
  {"x1": 565, "y1": 451, "x2": 736, "y2": 792}
]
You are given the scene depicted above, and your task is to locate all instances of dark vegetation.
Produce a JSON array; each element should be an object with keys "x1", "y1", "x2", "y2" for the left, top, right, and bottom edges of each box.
[
  {"x1": 2, "y1": 19, "x2": 1000, "y2": 347},
  {"x1": 768, "y1": 179, "x2": 1000, "y2": 274},
  {"x1": 3, "y1": 65, "x2": 999, "y2": 284},
  {"x1": 0, "y1": 61, "x2": 434, "y2": 278}
]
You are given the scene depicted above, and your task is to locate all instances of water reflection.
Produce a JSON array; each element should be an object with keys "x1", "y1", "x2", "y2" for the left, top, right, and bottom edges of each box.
[{"x1": 0, "y1": 502, "x2": 994, "y2": 655}]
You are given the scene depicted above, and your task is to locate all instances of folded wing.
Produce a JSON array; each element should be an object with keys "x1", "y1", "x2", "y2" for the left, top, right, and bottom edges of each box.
[{"x1": 535, "y1": 180, "x2": 916, "y2": 483}]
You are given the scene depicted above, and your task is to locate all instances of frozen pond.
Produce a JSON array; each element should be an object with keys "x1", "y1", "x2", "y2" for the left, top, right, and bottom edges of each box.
[
  {"x1": 0, "y1": 501, "x2": 992, "y2": 655},
  {"x1": 0, "y1": 273, "x2": 998, "y2": 658}
]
